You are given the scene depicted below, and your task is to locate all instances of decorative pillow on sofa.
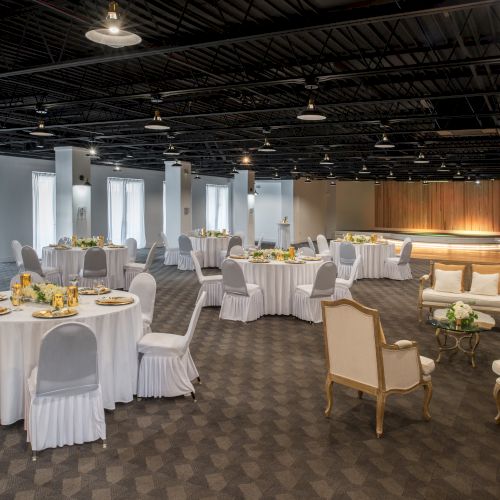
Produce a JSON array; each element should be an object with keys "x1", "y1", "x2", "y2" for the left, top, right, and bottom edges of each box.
[
  {"x1": 434, "y1": 269, "x2": 463, "y2": 294},
  {"x1": 470, "y1": 272, "x2": 499, "y2": 296},
  {"x1": 432, "y1": 263, "x2": 465, "y2": 292},
  {"x1": 472, "y1": 264, "x2": 500, "y2": 293}
]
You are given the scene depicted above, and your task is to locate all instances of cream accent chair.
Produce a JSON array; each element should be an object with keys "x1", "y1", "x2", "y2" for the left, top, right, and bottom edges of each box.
[
  {"x1": 493, "y1": 360, "x2": 500, "y2": 424},
  {"x1": 322, "y1": 299, "x2": 435, "y2": 438}
]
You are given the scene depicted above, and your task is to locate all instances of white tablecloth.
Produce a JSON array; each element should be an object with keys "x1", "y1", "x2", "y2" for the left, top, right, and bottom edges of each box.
[
  {"x1": 235, "y1": 259, "x2": 323, "y2": 315},
  {"x1": 190, "y1": 237, "x2": 229, "y2": 268},
  {"x1": 330, "y1": 241, "x2": 395, "y2": 279},
  {"x1": 0, "y1": 291, "x2": 142, "y2": 425},
  {"x1": 42, "y1": 246, "x2": 129, "y2": 288}
]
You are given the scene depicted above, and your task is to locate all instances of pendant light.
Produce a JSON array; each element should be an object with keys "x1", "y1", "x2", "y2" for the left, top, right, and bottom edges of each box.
[
  {"x1": 386, "y1": 170, "x2": 396, "y2": 179},
  {"x1": 258, "y1": 136, "x2": 276, "y2": 153},
  {"x1": 241, "y1": 152, "x2": 251, "y2": 165},
  {"x1": 297, "y1": 97, "x2": 326, "y2": 121},
  {"x1": 85, "y1": 1, "x2": 141, "y2": 48},
  {"x1": 374, "y1": 133, "x2": 394, "y2": 149},
  {"x1": 414, "y1": 152, "x2": 429, "y2": 164},
  {"x1": 231, "y1": 166, "x2": 239, "y2": 175},
  {"x1": 113, "y1": 164, "x2": 121, "y2": 172},
  {"x1": 329, "y1": 180, "x2": 336, "y2": 186},
  {"x1": 320, "y1": 153, "x2": 333, "y2": 165},
  {"x1": 359, "y1": 164, "x2": 371, "y2": 174},
  {"x1": 327, "y1": 170, "x2": 335, "y2": 179},
  {"x1": 375, "y1": 179, "x2": 381, "y2": 185},
  {"x1": 273, "y1": 170, "x2": 280, "y2": 179},
  {"x1": 29, "y1": 118, "x2": 54, "y2": 137},
  {"x1": 304, "y1": 175, "x2": 312, "y2": 183},
  {"x1": 437, "y1": 161, "x2": 449, "y2": 172},
  {"x1": 407, "y1": 175, "x2": 415, "y2": 183},
  {"x1": 144, "y1": 109, "x2": 169, "y2": 131},
  {"x1": 163, "y1": 143, "x2": 180, "y2": 156},
  {"x1": 125, "y1": 152, "x2": 134, "y2": 158},
  {"x1": 172, "y1": 159, "x2": 182, "y2": 167},
  {"x1": 453, "y1": 169, "x2": 464, "y2": 179}
]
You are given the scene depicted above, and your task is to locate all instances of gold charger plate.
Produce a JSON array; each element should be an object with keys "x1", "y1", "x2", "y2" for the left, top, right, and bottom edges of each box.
[
  {"x1": 79, "y1": 287, "x2": 111, "y2": 295},
  {"x1": 106, "y1": 244, "x2": 125, "y2": 249},
  {"x1": 285, "y1": 260, "x2": 305, "y2": 264},
  {"x1": 230, "y1": 255, "x2": 247, "y2": 260},
  {"x1": 300, "y1": 256, "x2": 321, "y2": 261},
  {"x1": 32, "y1": 308, "x2": 78, "y2": 319},
  {"x1": 0, "y1": 307, "x2": 12, "y2": 316},
  {"x1": 95, "y1": 296, "x2": 134, "y2": 306},
  {"x1": 249, "y1": 259, "x2": 270, "y2": 264},
  {"x1": 54, "y1": 245, "x2": 70, "y2": 250}
]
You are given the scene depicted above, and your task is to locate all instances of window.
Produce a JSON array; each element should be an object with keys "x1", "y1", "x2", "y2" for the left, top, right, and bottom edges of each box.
[
  {"x1": 206, "y1": 184, "x2": 229, "y2": 231},
  {"x1": 107, "y1": 177, "x2": 146, "y2": 247},
  {"x1": 32, "y1": 171, "x2": 56, "y2": 255}
]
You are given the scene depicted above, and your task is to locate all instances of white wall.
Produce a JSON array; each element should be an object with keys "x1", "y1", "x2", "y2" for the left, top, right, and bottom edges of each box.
[
  {"x1": 335, "y1": 181, "x2": 375, "y2": 231},
  {"x1": 0, "y1": 155, "x2": 55, "y2": 262},
  {"x1": 191, "y1": 175, "x2": 232, "y2": 230},
  {"x1": 254, "y1": 181, "x2": 282, "y2": 242},
  {"x1": 91, "y1": 165, "x2": 164, "y2": 247}
]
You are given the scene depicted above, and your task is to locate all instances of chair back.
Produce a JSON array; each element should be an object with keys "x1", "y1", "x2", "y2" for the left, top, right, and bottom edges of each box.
[
  {"x1": 398, "y1": 238, "x2": 412, "y2": 265},
  {"x1": 226, "y1": 235, "x2": 243, "y2": 257},
  {"x1": 322, "y1": 299, "x2": 382, "y2": 390},
  {"x1": 143, "y1": 242, "x2": 158, "y2": 271},
  {"x1": 182, "y1": 291, "x2": 207, "y2": 352},
  {"x1": 317, "y1": 234, "x2": 329, "y2": 254},
  {"x1": 160, "y1": 231, "x2": 169, "y2": 249},
  {"x1": 311, "y1": 261, "x2": 337, "y2": 298},
  {"x1": 191, "y1": 250, "x2": 205, "y2": 283},
  {"x1": 129, "y1": 273, "x2": 156, "y2": 327},
  {"x1": 339, "y1": 242, "x2": 356, "y2": 265},
  {"x1": 82, "y1": 247, "x2": 107, "y2": 278},
  {"x1": 307, "y1": 236, "x2": 316, "y2": 253},
  {"x1": 234, "y1": 231, "x2": 246, "y2": 244},
  {"x1": 21, "y1": 246, "x2": 44, "y2": 275},
  {"x1": 298, "y1": 246, "x2": 315, "y2": 257},
  {"x1": 256, "y1": 235, "x2": 263, "y2": 249},
  {"x1": 10, "y1": 272, "x2": 44, "y2": 288},
  {"x1": 344, "y1": 256, "x2": 362, "y2": 287},
  {"x1": 222, "y1": 259, "x2": 248, "y2": 296},
  {"x1": 229, "y1": 245, "x2": 244, "y2": 256},
  {"x1": 126, "y1": 237, "x2": 137, "y2": 262},
  {"x1": 11, "y1": 240, "x2": 23, "y2": 270},
  {"x1": 178, "y1": 235, "x2": 192, "y2": 256},
  {"x1": 35, "y1": 322, "x2": 99, "y2": 397}
]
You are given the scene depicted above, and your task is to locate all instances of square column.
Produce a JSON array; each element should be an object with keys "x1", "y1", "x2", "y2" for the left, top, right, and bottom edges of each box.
[{"x1": 232, "y1": 170, "x2": 255, "y2": 246}]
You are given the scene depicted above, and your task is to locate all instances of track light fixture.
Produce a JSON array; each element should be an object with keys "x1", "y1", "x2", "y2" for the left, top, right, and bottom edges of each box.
[
  {"x1": 144, "y1": 109, "x2": 169, "y2": 131},
  {"x1": 374, "y1": 133, "x2": 395, "y2": 149},
  {"x1": 297, "y1": 97, "x2": 326, "y2": 121}
]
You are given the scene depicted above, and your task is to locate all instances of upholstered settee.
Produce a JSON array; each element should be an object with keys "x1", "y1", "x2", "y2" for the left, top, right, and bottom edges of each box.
[{"x1": 418, "y1": 261, "x2": 500, "y2": 321}]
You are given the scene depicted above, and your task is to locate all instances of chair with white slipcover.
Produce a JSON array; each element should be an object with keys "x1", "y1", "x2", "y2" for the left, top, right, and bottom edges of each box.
[
  {"x1": 129, "y1": 273, "x2": 156, "y2": 334},
  {"x1": 256, "y1": 235, "x2": 263, "y2": 250},
  {"x1": 192, "y1": 251, "x2": 223, "y2": 307},
  {"x1": 307, "y1": 236, "x2": 316, "y2": 254},
  {"x1": 292, "y1": 261, "x2": 337, "y2": 323},
  {"x1": 493, "y1": 360, "x2": 500, "y2": 424},
  {"x1": 384, "y1": 238, "x2": 413, "y2": 280},
  {"x1": 11, "y1": 240, "x2": 24, "y2": 272},
  {"x1": 333, "y1": 256, "x2": 362, "y2": 300},
  {"x1": 219, "y1": 259, "x2": 264, "y2": 322},
  {"x1": 10, "y1": 272, "x2": 44, "y2": 289},
  {"x1": 21, "y1": 245, "x2": 61, "y2": 285},
  {"x1": 137, "y1": 291, "x2": 206, "y2": 400},
  {"x1": 126, "y1": 237, "x2": 138, "y2": 263},
  {"x1": 322, "y1": 299, "x2": 434, "y2": 438},
  {"x1": 161, "y1": 231, "x2": 179, "y2": 266},
  {"x1": 337, "y1": 242, "x2": 357, "y2": 280},
  {"x1": 317, "y1": 234, "x2": 331, "y2": 259},
  {"x1": 298, "y1": 246, "x2": 315, "y2": 258},
  {"x1": 26, "y1": 322, "x2": 106, "y2": 460},
  {"x1": 220, "y1": 235, "x2": 243, "y2": 267},
  {"x1": 229, "y1": 245, "x2": 245, "y2": 257},
  {"x1": 79, "y1": 247, "x2": 109, "y2": 288},
  {"x1": 124, "y1": 242, "x2": 158, "y2": 289},
  {"x1": 178, "y1": 235, "x2": 197, "y2": 271}
]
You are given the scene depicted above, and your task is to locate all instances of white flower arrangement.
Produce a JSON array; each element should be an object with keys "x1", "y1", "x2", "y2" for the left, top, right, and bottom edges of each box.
[
  {"x1": 23, "y1": 283, "x2": 67, "y2": 304},
  {"x1": 446, "y1": 301, "x2": 478, "y2": 327}
]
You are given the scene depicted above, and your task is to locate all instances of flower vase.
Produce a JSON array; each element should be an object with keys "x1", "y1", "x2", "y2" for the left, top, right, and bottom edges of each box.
[{"x1": 455, "y1": 319, "x2": 462, "y2": 329}]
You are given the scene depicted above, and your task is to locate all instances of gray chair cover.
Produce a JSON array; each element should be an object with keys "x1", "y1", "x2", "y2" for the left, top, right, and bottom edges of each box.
[
  {"x1": 398, "y1": 239, "x2": 413, "y2": 265},
  {"x1": 229, "y1": 245, "x2": 245, "y2": 256},
  {"x1": 298, "y1": 247, "x2": 315, "y2": 257},
  {"x1": 11, "y1": 240, "x2": 23, "y2": 270},
  {"x1": 82, "y1": 247, "x2": 107, "y2": 278},
  {"x1": 339, "y1": 242, "x2": 356, "y2": 265},
  {"x1": 10, "y1": 272, "x2": 44, "y2": 288},
  {"x1": 222, "y1": 259, "x2": 249, "y2": 296},
  {"x1": 311, "y1": 261, "x2": 337, "y2": 298},
  {"x1": 178, "y1": 235, "x2": 193, "y2": 256},
  {"x1": 126, "y1": 238, "x2": 137, "y2": 263},
  {"x1": 21, "y1": 246, "x2": 44, "y2": 276},
  {"x1": 35, "y1": 322, "x2": 98, "y2": 397},
  {"x1": 226, "y1": 236, "x2": 243, "y2": 257},
  {"x1": 143, "y1": 242, "x2": 158, "y2": 271},
  {"x1": 307, "y1": 236, "x2": 316, "y2": 253}
]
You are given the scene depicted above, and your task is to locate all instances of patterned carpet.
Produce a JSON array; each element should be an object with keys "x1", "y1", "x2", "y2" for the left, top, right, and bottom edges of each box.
[{"x1": 0, "y1": 253, "x2": 499, "y2": 499}]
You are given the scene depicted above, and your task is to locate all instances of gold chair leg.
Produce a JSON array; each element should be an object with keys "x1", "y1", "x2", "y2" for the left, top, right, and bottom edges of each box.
[
  {"x1": 357, "y1": 390, "x2": 363, "y2": 399},
  {"x1": 422, "y1": 381, "x2": 432, "y2": 421},
  {"x1": 376, "y1": 393, "x2": 386, "y2": 438},
  {"x1": 418, "y1": 306, "x2": 423, "y2": 323},
  {"x1": 324, "y1": 377, "x2": 333, "y2": 417},
  {"x1": 494, "y1": 382, "x2": 500, "y2": 424}
]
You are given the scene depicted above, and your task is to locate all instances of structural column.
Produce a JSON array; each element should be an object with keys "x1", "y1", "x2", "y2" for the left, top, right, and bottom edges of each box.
[
  {"x1": 164, "y1": 160, "x2": 192, "y2": 246},
  {"x1": 232, "y1": 170, "x2": 255, "y2": 246},
  {"x1": 54, "y1": 146, "x2": 92, "y2": 239}
]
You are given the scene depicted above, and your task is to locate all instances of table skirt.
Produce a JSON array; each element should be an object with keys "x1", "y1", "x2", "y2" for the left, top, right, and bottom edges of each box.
[{"x1": 190, "y1": 237, "x2": 229, "y2": 268}]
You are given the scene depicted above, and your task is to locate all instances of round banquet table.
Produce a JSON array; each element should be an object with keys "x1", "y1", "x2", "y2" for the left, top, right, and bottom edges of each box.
[
  {"x1": 329, "y1": 241, "x2": 396, "y2": 279},
  {"x1": 0, "y1": 290, "x2": 142, "y2": 425},
  {"x1": 42, "y1": 246, "x2": 129, "y2": 288},
  {"x1": 190, "y1": 236, "x2": 230, "y2": 268},
  {"x1": 235, "y1": 259, "x2": 323, "y2": 315}
]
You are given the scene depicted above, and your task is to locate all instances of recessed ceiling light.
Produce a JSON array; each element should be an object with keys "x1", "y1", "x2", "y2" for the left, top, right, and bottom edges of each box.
[
  {"x1": 297, "y1": 98, "x2": 326, "y2": 121},
  {"x1": 144, "y1": 109, "x2": 170, "y2": 130},
  {"x1": 374, "y1": 133, "x2": 395, "y2": 149},
  {"x1": 320, "y1": 153, "x2": 333, "y2": 165},
  {"x1": 29, "y1": 118, "x2": 54, "y2": 137}
]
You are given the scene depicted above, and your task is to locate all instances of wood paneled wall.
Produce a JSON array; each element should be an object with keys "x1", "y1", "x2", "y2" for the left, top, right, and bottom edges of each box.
[{"x1": 374, "y1": 180, "x2": 500, "y2": 233}]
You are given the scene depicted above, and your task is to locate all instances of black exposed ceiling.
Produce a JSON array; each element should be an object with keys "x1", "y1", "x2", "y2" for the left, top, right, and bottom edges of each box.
[{"x1": 1, "y1": 0, "x2": 500, "y2": 181}]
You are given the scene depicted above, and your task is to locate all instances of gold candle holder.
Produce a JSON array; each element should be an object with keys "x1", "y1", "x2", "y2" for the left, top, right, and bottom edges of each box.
[
  {"x1": 288, "y1": 246, "x2": 295, "y2": 260},
  {"x1": 72, "y1": 235, "x2": 77, "y2": 247},
  {"x1": 98, "y1": 236, "x2": 104, "y2": 247},
  {"x1": 21, "y1": 272, "x2": 31, "y2": 288},
  {"x1": 11, "y1": 283, "x2": 22, "y2": 307},
  {"x1": 52, "y1": 293, "x2": 64, "y2": 310},
  {"x1": 67, "y1": 286, "x2": 79, "y2": 307}
]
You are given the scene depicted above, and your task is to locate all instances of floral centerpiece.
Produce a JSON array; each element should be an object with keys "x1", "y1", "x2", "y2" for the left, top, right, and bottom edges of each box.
[
  {"x1": 76, "y1": 237, "x2": 99, "y2": 248},
  {"x1": 446, "y1": 301, "x2": 478, "y2": 328},
  {"x1": 252, "y1": 249, "x2": 291, "y2": 261},
  {"x1": 23, "y1": 283, "x2": 67, "y2": 304}
]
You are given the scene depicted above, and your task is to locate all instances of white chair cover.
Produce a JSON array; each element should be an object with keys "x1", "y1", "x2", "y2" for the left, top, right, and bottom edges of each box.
[
  {"x1": 178, "y1": 235, "x2": 196, "y2": 271},
  {"x1": 161, "y1": 231, "x2": 179, "y2": 266},
  {"x1": 26, "y1": 322, "x2": 106, "y2": 453},
  {"x1": 229, "y1": 245, "x2": 245, "y2": 257},
  {"x1": 21, "y1": 245, "x2": 61, "y2": 285},
  {"x1": 191, "y1": 251, "x2": 223, "y2": 307},
  {"x1": 384, "y1": 238, "x2": 413, "y2": 280},
  {"x1": 256, "y1": 235, "x2": 263, "y2": 249},
  {"x1": 226, "y1": 236, "x2": 243, "y2": 257},
  {"x1": 79, "y1": 247, "x2": 109, "y2": 288},
  {"x1": 11, "y1": 240, "x2": 24, "y2": 271},
  {"x1": 129, "y1": 273, "x2": 157, "y2": 334},
  {"x1": 307, "y1": 236, "x2": 316, "y2": 253},
  {"x1": 334, "y1": 256, "x2": 361, "y2": 300},
  {"x1": 124, "y1": 242, "x2": 158, "y2": 290},
  {"x1": 137, "y1": 292, "x2": 206, "y2": 398},
  {"x1": 126, "y1": 238, "x2": 138, "y2": 263},
  {"x1": 298, "y1": 246, "x2": 315, "y2": 257},
  {"x1": 10, "y1": 272, "x2": 44, "y2": 288},
  {"x1": 317, "y1": 234, "x2": 330, "y2": 254},
  {"x1": 337, "y1": 242, "x2": 357, "y2": 279},
  {"x1": 219, "y1": 260, "x2": 264, "y2": 322}
]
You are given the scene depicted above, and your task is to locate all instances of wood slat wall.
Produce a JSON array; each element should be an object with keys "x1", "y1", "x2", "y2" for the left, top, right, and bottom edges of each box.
[{"x1": 374, "y1": 180, "x2": 500, "y2": 232}]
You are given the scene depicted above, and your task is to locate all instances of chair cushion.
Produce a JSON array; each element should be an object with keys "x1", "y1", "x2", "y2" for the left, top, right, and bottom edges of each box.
[
  {"x1": 201, "y1": 275, "x2": 223, "y2": 283},
  {"x1": 472, "y1": 265, "x2": 500, "y2": 293},
  {"x1": 138, "y1": 332, "x2": 186, "y2": 356},
  {"x1": 419, "y1": 356, "x2": 435, "y2": 376},
  {"x1": 492, "y1": 359, "x2": 500, "y2": 376},
  {"x1": 335, "y1": 278, "x2": 349, "y2": 287},
  {"x1": 433, "y1": 263, "x2": 465, "y2": 291},
  {"x1": 124, "y1": 262, "x2": 146, "y2": 270},
  {"x1": 422, "y1": 288, "x2": 500, "y2": 308},
  {"x1": 296, "y1": 284, "x2": 313, "y2": 297},
  {"x1": 386, "y1": 256, "x2": 400, "y2": 264},
  {"x1": 434, "y1": 269, "x2": 463, "y2": 294},
  {"x1": 470, "y1": 272, "x2": 499, "y2": 296}
]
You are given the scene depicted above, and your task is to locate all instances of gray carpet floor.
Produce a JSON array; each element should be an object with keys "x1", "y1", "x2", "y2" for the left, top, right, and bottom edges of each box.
[{"x1": 0, "y1": 252, "x2": 499, "y2": 499}]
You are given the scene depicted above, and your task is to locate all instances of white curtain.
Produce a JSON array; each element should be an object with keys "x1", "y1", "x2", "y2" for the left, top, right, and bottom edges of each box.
[
  {"x1": 206, "y1": 184, "x2": 229, "y2": 231},
  {"x1": 32, "y1": 172, "x2": 56, "y2": 255},
  {"x1": 107, "y1": 177, "x2": 146, "y2": 247}
]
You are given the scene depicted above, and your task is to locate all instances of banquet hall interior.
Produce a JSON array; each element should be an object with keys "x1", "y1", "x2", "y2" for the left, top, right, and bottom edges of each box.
[{"x1": 1, "y1": 0, "x2": 500, "y2": 498}]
